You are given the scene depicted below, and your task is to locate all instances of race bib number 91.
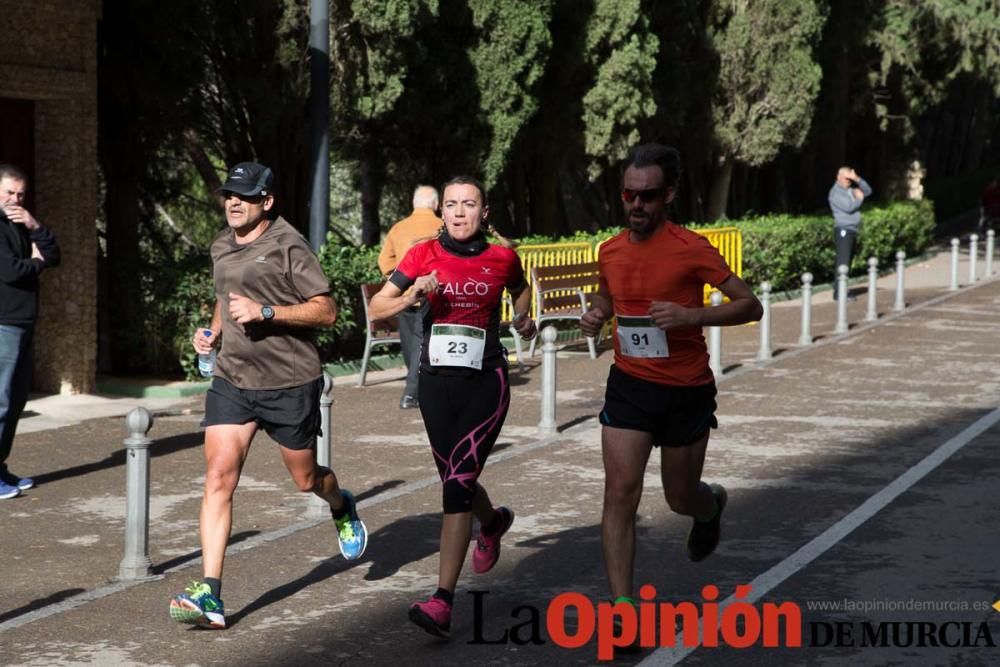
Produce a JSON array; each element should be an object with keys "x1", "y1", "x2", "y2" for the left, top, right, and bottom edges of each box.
[
  {"x1": 429, "y1": 324, "x2": 486, "y2": 369},
  {"x1": 616, "y1": 315, "x2": 668, "y2": 358}
]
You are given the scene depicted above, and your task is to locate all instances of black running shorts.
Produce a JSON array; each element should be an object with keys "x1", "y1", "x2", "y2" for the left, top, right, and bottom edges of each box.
[
  {"x1": 201, "y1": 376, "x2": 323, "y2": 450},
  {"x1": 599, "y1": 364, "x2": 718, "y2": 447}
]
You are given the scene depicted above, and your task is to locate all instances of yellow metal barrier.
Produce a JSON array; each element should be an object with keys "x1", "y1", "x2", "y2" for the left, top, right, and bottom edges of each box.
[
  {"x1": 500, "y1": 228, "x2": 742, "y2": 321},
  {"x1": 694, "y1": 227, "x2": 742, "y2": 303}
]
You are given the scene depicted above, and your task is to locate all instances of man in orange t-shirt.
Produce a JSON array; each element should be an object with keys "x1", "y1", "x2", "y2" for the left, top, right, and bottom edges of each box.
[
  {"x1": 580, "y1": 144, "x2": 762, "y2": 614},
  {"x1": 378, "y1": 185, "x2": 443, "y2": 409}
]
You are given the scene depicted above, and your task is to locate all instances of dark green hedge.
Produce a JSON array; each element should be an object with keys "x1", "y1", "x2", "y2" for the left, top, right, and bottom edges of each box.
[
  {"x1": 696, "y1": 199, "x2": 936, "y2": 291},
  {"x1": 527, "y1": 199, "x2": 935, "y2": 293},
  {"x1": 165, "y1": 201, "x2": 934, "y2": 378}
]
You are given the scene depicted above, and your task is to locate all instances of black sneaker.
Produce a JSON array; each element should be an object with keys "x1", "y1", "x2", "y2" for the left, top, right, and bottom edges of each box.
[
  {"x1": 400, "y1": 395, "x2": 419, "y2": 409},
  {"x1": 686, "y1": 484, "x2": 727, "y2": 562}
]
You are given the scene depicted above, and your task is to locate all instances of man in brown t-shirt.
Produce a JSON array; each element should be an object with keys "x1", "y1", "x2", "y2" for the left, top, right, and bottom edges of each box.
[
  {"x1": 377, "y1": 185, "x2": 442, "y2": 409},
  {"x1": 169, "y1": 162, "x2": 368, "y2": 630}
]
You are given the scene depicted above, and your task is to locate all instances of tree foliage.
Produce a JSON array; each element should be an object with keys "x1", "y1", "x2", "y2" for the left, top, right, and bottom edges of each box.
[
  {"x1": 96, "y1": 0, "x2": 1000, "y2": 375},
  {"x1": 468, "y1": 0, "x2": 554, "y2": 187},
  {"x1": 709, "y1": 0, "x2": 825, "y2": 166},
  {"x1": 581, "y1": 0, "x2": 659, "y2": 179},
  {"x1": 869, "y1": 0, "x2": 1000, "y2": 134}
]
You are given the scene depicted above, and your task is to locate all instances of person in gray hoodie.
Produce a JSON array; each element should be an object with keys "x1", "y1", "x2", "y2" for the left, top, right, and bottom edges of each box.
[{"x1": 828, "y1": 166, "x2": 873, "y2": 300}]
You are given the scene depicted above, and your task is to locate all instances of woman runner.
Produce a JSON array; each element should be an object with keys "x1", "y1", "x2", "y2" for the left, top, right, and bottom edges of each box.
[{"x1": 369, "y1": 176, "x2": 536, "y2": 638}]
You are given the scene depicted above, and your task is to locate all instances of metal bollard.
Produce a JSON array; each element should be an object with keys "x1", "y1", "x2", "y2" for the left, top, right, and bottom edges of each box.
[
  {"x1": 756, "y1": 281, "x2": 772, "y2": 361},
  {"x1": 119, "y1": 407, "x2": 154, "y2": 580},
  {"x1": 893, "y1": 250, "x2": 906, "y2": 311},
  {"x1": 987, "y1": 230, "x2": 995, "y2": 277},
  {"x1": 708, "y1": 291, "x2": 723, "y2": 376},
  {"x1": 310, "y1": 372, "x2": 335, "y2": 515},
  {"x1": 798, "y1": 272, "x2": 813, "y2": 345},
  {"x1": 950, "y1": 238, "x2": 960, "y2": 290},
  {"x1": 834, "y1": 265, "x2": 849, "y2": 334},
  {"x1": 969, "y1": 233, "x2": 979, "y2": 283},
  {"x1": 865, "y1": 257, "x2": 878, "y2": 322},
  {"x1": 316, "y1": 372, "x2": 334, "y2": 469},
  {"x1": 538, "y1": 326, "x2": 558, "y2": 436}
]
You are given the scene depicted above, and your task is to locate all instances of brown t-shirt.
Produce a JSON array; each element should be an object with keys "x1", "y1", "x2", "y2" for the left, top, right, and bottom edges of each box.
[{"x1": 210, "y1": 217, "x2": 330, "y2": 390}]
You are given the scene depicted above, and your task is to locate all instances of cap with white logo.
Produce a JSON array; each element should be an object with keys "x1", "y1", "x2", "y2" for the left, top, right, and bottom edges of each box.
[{"x1": 218, "y1": 162, "x2": 274, "y2": 197}]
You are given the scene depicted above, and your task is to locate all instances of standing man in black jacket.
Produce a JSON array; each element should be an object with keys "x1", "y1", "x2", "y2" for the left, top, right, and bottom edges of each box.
[{"x1": 0, "y1": 164, "x2": 60, "y2": 499}]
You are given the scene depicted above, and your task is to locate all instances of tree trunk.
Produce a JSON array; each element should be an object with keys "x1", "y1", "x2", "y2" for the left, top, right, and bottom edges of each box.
[
  {"x1": 102, "y1": 137, "x2": 147, "y2": 374},
  {"x1": 962, "y1": 82, "x2": 991, "y2": 171},
  {"x1": 184, "y1": 129, "x2": 225, "y2": 209},
  {"x1": 706, "y1": 155, "x2": 734, "y2": 221},
  {"x1": 359, "y1": 141, "x2": 382, "y2": 247}
]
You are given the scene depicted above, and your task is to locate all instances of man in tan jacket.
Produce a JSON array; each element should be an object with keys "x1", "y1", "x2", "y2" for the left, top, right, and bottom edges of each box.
[{"x1": 378, "y1": 185, "x2": 442, "y2": 408}]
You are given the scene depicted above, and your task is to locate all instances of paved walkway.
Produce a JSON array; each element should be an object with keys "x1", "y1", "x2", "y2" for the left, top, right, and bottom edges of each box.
[{"x1": 3, "y1": 246, "x2": 999, "y2": 666}]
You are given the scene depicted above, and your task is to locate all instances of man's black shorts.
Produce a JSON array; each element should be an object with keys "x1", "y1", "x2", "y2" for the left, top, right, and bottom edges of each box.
[
  {"x1": 599, "y1": 364, "x2": 717, "y2": 447},
  {"x1": 201, "y1": 376, "x2": 322, "y2": 450}
]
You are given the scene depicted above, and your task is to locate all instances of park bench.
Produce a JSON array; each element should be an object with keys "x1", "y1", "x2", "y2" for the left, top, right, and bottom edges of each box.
[
  {"x1": 529, "y1": 261, "x2": 600, "y2": 359},
  {"x1": 358, "y1": 282, "x2": 401, "y2": 387}
]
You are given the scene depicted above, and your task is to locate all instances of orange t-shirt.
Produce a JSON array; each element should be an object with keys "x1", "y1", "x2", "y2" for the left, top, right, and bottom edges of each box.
[{"x1": 599, "y1": 222, "x2": 732, "y2": 386}]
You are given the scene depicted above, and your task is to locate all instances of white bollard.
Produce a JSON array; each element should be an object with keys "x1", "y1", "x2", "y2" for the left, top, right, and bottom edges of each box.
[
  {"x1": 708, "y1": 291, "x2": 723, "y2": 377},
  {"x1": 865, "y1": 257, "x2": 879, "y2": 322},
  {"x1": 969, "y1": 233, "x2": 979, "y2": 283},
  {"x1": 538, "y1": 326, "x2": 558, "y2": 436},
  {"x1": 986, "y1": 230, "x2": 995, "y2": 277},
  {"x1": 893, "y1": 250, "x2": 906, "y2": 311},
  {"x1": 950, "y1": 238, "x2": 960, "y2": 290},
  {"x1": 798, "y1": 272, "x2": 813, "y2": 345},
  {"x1": 119, "y1": 407, "x2": 154, "y2": 580},
  {"x1": 311, "y1": 372, "x2": 335, "y2": 515},
  {"x1": 756, "y1": 281, "x2": 772, "y2": 361},
  {"x1": 316, "y1": 372, "x2": 334, "y2": 468},
  {"x1": 835, "y1": 264, "x2": 849, "y2": 334}
]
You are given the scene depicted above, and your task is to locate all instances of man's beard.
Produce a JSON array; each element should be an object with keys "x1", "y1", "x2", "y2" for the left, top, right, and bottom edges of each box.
[{"x1": 628, "y1": 213, "x2": 660, "y2": 237}]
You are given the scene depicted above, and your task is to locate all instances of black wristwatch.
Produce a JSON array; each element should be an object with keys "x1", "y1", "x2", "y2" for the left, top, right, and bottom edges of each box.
[{"x1": 261, "y1": 305, "x2": 275, "y2": 321}]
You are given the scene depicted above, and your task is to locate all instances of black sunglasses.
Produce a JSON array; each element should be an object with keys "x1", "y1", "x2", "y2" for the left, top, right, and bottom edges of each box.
[
  {"x1": 621, "y1": 187, "x2": 666, "y2": 203},
  {"x1": 222, "y1": 191, "x2": 267, "y2": 203}
]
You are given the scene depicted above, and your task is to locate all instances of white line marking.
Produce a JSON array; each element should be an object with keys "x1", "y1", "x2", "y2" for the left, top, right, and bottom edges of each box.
[{"x1": 639, "y1": 405, "x2": 1000, "y2": 665}]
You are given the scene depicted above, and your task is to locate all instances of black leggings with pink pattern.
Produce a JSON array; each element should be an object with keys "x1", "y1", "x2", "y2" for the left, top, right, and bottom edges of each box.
[{"x1": 418, "y1": 366, "x2": 510, "y2": 513}]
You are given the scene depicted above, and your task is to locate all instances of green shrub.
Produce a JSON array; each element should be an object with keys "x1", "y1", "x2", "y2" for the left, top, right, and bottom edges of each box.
[
  {"x1": 159, "y1": 200, "x2": 934, "y2": 378},
  {"x1": 146, "y1": 256, "x2": 214, "y2": 380},
  {"x1": 315, "y1": 234, "x2": 383, "y2": 359},
  {"x1": 693, "y1": 199, "x2": 935, "y2": 291}
]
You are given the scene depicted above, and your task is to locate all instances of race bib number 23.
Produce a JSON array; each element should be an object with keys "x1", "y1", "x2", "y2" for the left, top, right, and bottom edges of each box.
[{"x1": 429, "y1": 324, "x2": 486, "y2": 369}]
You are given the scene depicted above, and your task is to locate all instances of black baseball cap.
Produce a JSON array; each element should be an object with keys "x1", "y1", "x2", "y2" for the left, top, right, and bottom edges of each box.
[{"x1": 219, "y1": 162, "x2": 274, "y2": 197}]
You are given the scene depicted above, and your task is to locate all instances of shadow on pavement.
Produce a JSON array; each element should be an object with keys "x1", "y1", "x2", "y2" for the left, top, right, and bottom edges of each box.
[
  {"x1": 0, "y1": 588, "x2": 86, "y2": 624},
  {"x1": 154, "y1": 530, "x2": 261, "y2": 575},
  {"x1": 32, "y1": 432, "x2": 204, "y2": 486},
  {"x1": 226, "y1": 512, "x2": 440, "y2": 627},
  {"x1": 356, "y1": 479, "x2": 406, "y2": 503}
]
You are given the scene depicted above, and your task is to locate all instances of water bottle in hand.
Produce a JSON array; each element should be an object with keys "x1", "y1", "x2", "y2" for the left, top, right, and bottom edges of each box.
[{"x1": 198, "y1": 330, "x2": 216, "y2": 377}]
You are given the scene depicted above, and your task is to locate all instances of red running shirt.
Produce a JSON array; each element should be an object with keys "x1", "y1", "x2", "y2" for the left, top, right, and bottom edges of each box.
[
  {"x1": 599, "y1": 222, "x2": 732, "y2": 386},
  {"x1": 393, "y1": 239, "x2": 526, "y2": 368}
]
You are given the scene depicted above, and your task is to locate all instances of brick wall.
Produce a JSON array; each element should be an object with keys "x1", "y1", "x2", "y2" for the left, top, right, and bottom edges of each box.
[{"x1": 0, "y1": 0, "x2": 100, "y2": 393}]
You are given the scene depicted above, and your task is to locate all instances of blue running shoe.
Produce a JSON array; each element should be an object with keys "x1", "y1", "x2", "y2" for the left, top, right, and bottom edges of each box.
[
  {"x1": 169, "y1": 581, "x2": 226, "y2": 628},
  {"x1": 0, "y1": 467, "x2": 32, "y2": 490},
  {"x1": 333, "y1": 490, "x2": 368, "y2": 560},
  {"x1": 0, "y1": 480, "x2": 19, "y2": 500}
]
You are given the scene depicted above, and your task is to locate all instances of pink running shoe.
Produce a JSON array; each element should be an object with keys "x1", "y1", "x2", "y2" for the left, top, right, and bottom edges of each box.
[
  {"x1": 472, "y1": 507, "x2": 514, "y2": 574},
  {"x1": 408, "y1": 596, "x2": 452, "y2": 638}
]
